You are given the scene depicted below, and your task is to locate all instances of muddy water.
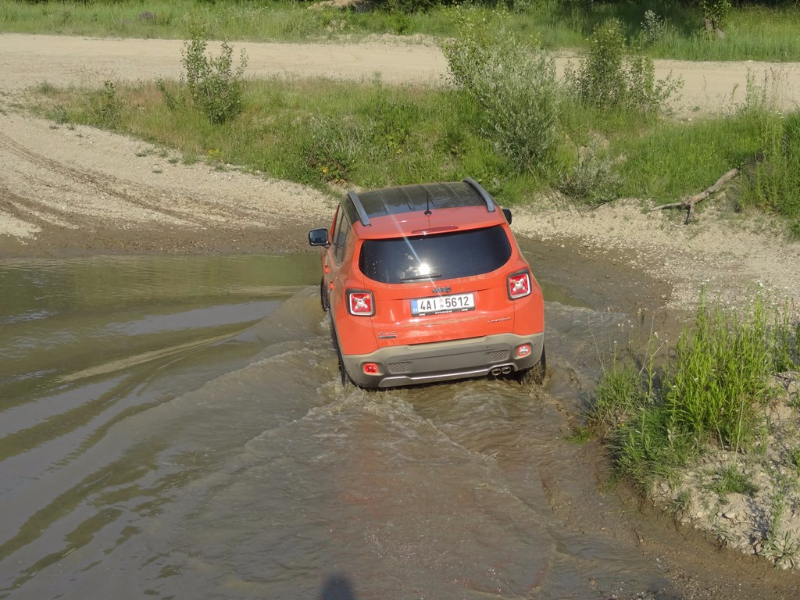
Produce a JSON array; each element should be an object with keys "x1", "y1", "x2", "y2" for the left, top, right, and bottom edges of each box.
[{"x1": 0, "y1": 252, "x2": 777, "y2": 599}]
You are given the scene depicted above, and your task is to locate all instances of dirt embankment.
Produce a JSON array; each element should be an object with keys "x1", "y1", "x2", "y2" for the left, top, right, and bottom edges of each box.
[{"x1": 0, "y1": 114, "x2": 333, "y2": 256}]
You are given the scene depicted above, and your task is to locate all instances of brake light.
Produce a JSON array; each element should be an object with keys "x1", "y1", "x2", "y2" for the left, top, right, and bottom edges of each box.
[
  {"x1": 508, "y1": 272, "x2": 531, "y2": 299},
  {"x1": 348, "y1": 290, "x2": 375, "y2": 316},
  {"x1": 363, "y1": 363, "x2": 380, "y2": 375}
]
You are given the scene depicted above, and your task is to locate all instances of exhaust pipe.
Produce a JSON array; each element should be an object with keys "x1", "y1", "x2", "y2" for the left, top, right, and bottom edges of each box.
[
  {"x1": 491, "y1": 367, "x2": 502, "y2": 376},
  {"x1": 501, "y1": 366, "x2": 512, "y2": 375}
]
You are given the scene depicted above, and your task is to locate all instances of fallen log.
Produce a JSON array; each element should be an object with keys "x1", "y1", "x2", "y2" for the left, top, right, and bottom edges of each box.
[{"x1": 652, "y1": 168, "x2": 739, "y2": 224}]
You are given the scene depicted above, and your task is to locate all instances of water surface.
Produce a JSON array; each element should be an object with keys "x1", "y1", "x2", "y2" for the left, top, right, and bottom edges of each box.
[{"x1": 1, "y1": 254, "x2": 676, "y2": 599}]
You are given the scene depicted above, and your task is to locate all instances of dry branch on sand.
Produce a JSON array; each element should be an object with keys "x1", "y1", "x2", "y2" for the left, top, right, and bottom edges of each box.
[{"x1": 652, "y1": 168, "x2": 739, "y2": 224}]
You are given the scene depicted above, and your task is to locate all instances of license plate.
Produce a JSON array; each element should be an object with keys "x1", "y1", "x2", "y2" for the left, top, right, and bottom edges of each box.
[{"x1": 411, "y1": 293, "x2": 475, "y2": 316}]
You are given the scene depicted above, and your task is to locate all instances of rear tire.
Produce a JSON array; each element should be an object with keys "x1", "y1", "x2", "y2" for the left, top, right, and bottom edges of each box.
[
  {"x1": 514, "y1": 345, "x2": 546, "y2": 386},
  {"x1": 320, "y1": 278, "x2": 329, "y2": 312},
  {"x1": 530, "y1": 345, "x2": 546, "y2": 385},
  {"x1": 329, "y1": 319, "x2": 349, "y2": 387}
]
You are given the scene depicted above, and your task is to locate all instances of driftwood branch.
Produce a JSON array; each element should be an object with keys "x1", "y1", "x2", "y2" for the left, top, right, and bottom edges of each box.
[{"x1": 652, "y1": 168, "x2": 739, "y2": 224}]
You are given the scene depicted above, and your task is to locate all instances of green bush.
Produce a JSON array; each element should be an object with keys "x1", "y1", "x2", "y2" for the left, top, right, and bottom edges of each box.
[
  {"x1": 558, "y1": 139, "x2": 620, "y2": 205},
  {"x1": 93, "y1": 81, "x2": 122, "y2": 129},
  {"x1": 639, "y1": 9, "x2": 667, "y2": 48},
  {"x1": 700, "y1": 0, "x2": 731, "y2": 36},
  {"x1": 181, "y1": 30, "x2": 248, "y2": 125},
  {"x1": 565, "y1": 18, "x2": 681, "y2": 118},
  {"x1": 442, "y1": 24, "x2": 562, "y2": 175}
]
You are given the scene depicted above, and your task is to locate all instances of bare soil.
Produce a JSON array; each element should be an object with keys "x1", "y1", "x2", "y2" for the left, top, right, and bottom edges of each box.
[{"x1": 2, "y1": 33, "x2": 800, "y2": 595}]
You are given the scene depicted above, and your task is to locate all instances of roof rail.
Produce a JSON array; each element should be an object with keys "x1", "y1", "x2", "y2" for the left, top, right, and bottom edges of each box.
[
  {"x1": 348, "y1": 190, "x2": 371, "y2": 226},
  {"x1": 463, "y1": 178, "x2": 496, "y2": 213}
]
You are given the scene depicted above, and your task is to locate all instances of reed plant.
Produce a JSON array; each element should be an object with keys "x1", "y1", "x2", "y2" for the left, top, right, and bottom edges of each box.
[{"x1": 592, "y1": 295, "x2": 800, "y2": 492}]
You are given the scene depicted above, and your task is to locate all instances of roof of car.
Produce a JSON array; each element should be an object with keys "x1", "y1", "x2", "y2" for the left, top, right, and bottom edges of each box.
[{"x1": 344, "y1": 179, "x2": 495, "y2": 227}]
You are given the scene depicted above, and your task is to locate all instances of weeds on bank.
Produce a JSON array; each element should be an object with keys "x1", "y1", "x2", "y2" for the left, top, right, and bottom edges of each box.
[
  {"x1": 591, "y1": 294, "x2": 800, "y2": 493},
  {"x1": 155, "y1": 29, "x2": 247, "y2": 125},
  {"x1": 739, "y1": 110, "x2": 800, "y2": 239},
  {"x1": 757, "y1": 472, "x2": 800, "y2": 569}
]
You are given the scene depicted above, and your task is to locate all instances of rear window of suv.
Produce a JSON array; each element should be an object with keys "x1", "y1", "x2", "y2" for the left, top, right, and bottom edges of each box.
[{"x1": 359, "y1": 226, "x2": 512, "y2": 284}]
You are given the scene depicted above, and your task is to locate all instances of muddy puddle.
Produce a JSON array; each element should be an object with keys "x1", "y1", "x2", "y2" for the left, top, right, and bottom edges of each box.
[{"x1": 0, "y1": 249, "x2": 796, "y2": 599}]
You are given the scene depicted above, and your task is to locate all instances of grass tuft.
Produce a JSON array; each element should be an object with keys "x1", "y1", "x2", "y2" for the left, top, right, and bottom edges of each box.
[{"x1": 711, "y1": 464, "x2": 759, "y2": 497}]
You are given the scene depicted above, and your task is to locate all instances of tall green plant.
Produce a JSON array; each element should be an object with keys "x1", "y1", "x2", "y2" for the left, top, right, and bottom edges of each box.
[
  {"x1": 664, "y1": 297, "x2": 772, "y2": 451},
  {"x1": 700, "y1": 0, "x2": 731, "y2": 38},
  {"x1": 592, "y1": 294, "x2": 798, "y2": 492},
  {"x1": 565, "y1": 18, "x2": 681, "y2": 118},
  {"x1": 181, "y1": 30, "x2": 248, "y2": 125},
  {"x1": 442, "y1": 23, "x2": 562, "y2": 175}
]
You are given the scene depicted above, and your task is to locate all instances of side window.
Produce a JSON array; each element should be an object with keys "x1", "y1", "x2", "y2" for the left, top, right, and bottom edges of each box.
[{"x1": 333, "y1": 209, "x2": 350, "y2": 264}]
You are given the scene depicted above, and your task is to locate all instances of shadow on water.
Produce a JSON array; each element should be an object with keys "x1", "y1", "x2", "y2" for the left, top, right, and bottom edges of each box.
[{"x1": 320, "y1": 574, "x2": 358, "y2": 600}]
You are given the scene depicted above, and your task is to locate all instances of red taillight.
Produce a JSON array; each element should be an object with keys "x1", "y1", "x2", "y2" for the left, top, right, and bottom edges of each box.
[
  {"x1": 508, "y1": 272, "x2": 531, "y2": 299},
  {"x1": 348, "y1": 290, "x2": 374, "y2": 316},
  {"x1": 515, "y1": 344, "x2": 532, "y2": 358},
  {"x1": 363, "y1": 363, "x2": 380, "y2": 375}
]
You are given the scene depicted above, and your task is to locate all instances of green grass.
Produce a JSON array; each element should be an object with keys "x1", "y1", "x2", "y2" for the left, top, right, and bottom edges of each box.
[
  {"x1": 711, "y1": 464, "x2": 759, "y2": 497},
  {"x1": 3, "y1": 1, "x2": 800, "y2": 62},
  {"x1": 738, "y1": 112, "x2": 800, "y2": 238},
  {"x1": 591, "y1": 295, "x2": 800, "y2": 493},
  {"x1": 613, "y1": 117, "x2": 763, "y2": 203},
  {"x1": 32, "y1": 75, "x2": 522, "y2": 195}
]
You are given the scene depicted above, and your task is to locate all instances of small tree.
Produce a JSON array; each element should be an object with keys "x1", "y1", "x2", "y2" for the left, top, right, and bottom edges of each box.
[
  {"x1": 565, "y1": 19, "x2": 681, "y2": 118},
  {"x1": 700, "y1": 0, "x2": 731, "y2": 39},
  {"x1": 442, "y1": 26, "x2": 562, "y2": 175},
  {"x1": 182, "y1": 30, "x2": 248, "y2": 125}
]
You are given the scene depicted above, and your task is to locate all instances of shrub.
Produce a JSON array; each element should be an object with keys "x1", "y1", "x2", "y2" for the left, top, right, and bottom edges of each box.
[
  {"x1": 700, "y1": 0, "x2": 731, "y2": 37},
  {"x1": 442, "y1": 24, "x2": 562, "y2": 175},
  {"x1": 181, "y1": 30, "x2": 248, "y2": 125},
  {"x1": 640, "y1": 9, "x2": 667, "y2": 47},
  {"x1": 93, "y1": 80, "x2": 121, "y2": 129},
  {"x1": 558, "y1": 138, "x2": 620, "y2": 206},
  {"x1": 565, "y1": 18, "x2": 681, "y2": 118}
]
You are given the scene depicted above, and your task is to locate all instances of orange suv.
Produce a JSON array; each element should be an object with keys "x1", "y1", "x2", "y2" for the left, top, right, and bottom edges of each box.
[{"x1": 308, "y1": 179, "x2": 545, "y2": 388}]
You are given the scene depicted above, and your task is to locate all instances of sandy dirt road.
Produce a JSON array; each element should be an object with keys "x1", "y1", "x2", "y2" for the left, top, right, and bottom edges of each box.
[{"x1": 2, "y1": 33, "x2": 800, "y2": 114}]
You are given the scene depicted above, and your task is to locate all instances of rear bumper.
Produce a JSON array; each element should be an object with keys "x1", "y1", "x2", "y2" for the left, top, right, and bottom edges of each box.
[{"x1": 342, "y1": 332, "x2": 544, "y2": 388}]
